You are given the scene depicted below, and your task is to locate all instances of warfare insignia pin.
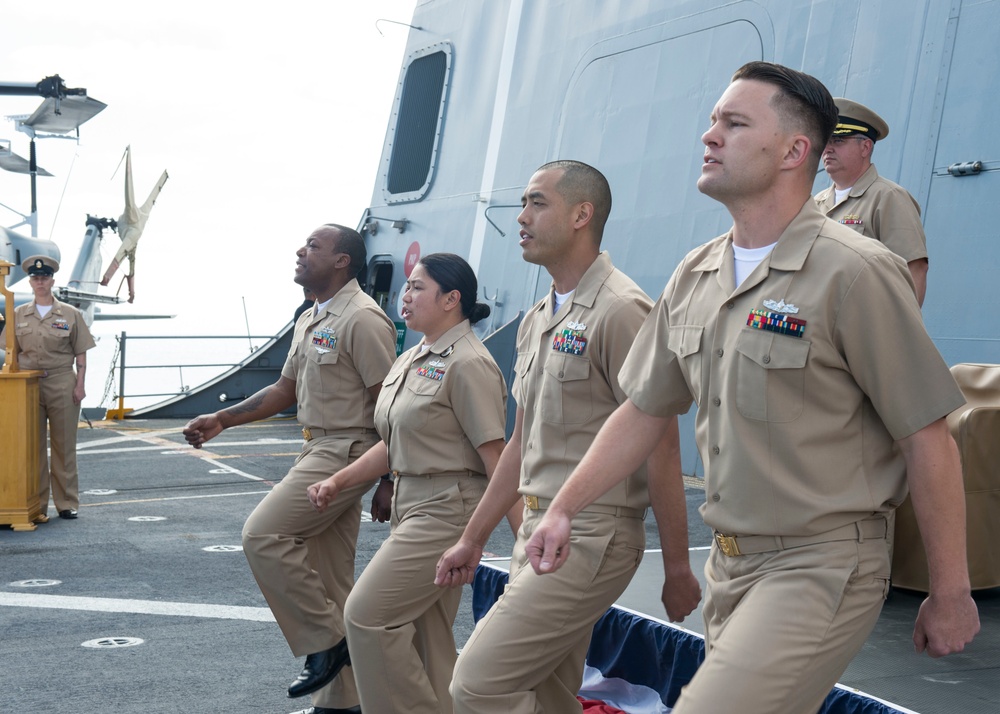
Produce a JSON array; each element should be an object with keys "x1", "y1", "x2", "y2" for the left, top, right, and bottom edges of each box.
[
  {"x1": 566, "y1": 320, "x2": 588, "y2": 331},
  {"x1": 428, "y1": 359, "x2": 446, "y2": 368},
  {"x1": 840, "y1": 214, "x2": 864, "y2": 226},
  {"x1": 762, "y1": 299, "x2": 799, "y2": 314}
]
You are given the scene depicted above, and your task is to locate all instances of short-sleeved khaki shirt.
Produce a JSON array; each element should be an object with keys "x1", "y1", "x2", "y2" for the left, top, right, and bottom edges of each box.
[
  {"x1": 513, "y1": 251, "x2": 653, "y2": 510},
  {"x1": 282, "y1": 279, "x2": 397, "y2": 431},
  {"x1": 620, "y1": 202, "x2": 963, "y2": 537},
  {"x1": 815, "y1": 164, "x2": 928, "y2": 263},
  {"x1": 375, "y1": 319, "x2": 506, "y2": 476},
  {"x1": 11, "y1": 297, "x2": 95, "y2": 371}
]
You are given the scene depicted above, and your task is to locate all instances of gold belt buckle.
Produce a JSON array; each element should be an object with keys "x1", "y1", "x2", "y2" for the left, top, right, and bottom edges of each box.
[
  {"x1": 302, "y1": 427, "x2": 312, "y2": 441},
  {"x1": 524, "y1": 495, "x2": 539, "y2": 510},
  {"x1": 715, "y1": 533, "x2": 741, "y2": 557}
]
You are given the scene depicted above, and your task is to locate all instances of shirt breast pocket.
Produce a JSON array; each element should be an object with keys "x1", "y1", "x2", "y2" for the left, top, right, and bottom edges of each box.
[
  {"x1": 540, "y1": 352, "x2": 592, "y2": 424},
  {"x1": 401, "y1": 372, "x2": 444, "y2": 429},
  {"x1": 735, "y1": 329, "x2": 810, "y2": 422},
  {"x1": 305, "y1": 346, "x2": 340, "y2": 393}
]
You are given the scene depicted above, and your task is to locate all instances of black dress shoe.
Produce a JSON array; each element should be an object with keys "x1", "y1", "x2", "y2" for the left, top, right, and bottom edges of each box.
[
  {"x1": 305, "y1": 707, "x2": 362, "y2": 713},
  {"x1": 58, "y1": 509, "x2": 78, "y2": 519},
  {"x1": 287, "y1": 637, "x2": 351, "y2": 698}
]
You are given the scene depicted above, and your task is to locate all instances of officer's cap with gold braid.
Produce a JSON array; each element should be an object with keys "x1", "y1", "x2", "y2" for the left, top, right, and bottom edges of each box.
[
  {"x1": 832, "y1": 98, "x2": 889, "y2": 141},
  {"x1": 22, "y1": 254, "x2": 60, "y2": 276}
]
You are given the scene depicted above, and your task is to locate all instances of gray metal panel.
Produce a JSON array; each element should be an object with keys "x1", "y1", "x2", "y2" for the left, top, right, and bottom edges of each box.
[
  {"x1": 921, "y1": 0, "x2": 1000, "y2": 365},
  {"x1": 554, "y1": 13, "x2": 767, "y2": 301},
  {"x1": 482, "y1": 311, "x2": 524, "y2": 439}
]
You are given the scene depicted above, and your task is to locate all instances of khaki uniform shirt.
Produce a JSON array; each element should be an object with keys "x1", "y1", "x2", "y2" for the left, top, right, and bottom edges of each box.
[
  {"x1": 10, "y1": 297, "x2": 95, "y2": 371},
  {"x1": 375, "y1": 320, "x2": 506, "y2": 476},
  {"x1": 620, "y1": 202, "x2": 964, "y2": 537},
  {"x1": 513, "y1": 251, "x2": 652, "y2": 509},
  {"x1": 815, "y1": 164, "x2": 928, "y2": 263},
  {"x1": 282, "y1": 279, "x2": 397, "y2": 431}
]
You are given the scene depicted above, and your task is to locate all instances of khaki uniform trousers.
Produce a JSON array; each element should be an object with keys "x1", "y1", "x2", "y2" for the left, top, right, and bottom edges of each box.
[
  {"x1": 241, "y1": 434, "x2": 375, "y2": 709},
  {"x1": 37, "y1": 370, "x2": 82, "y2": 512},
  {"x1": 344, "y1": 472, "x2": 487, "y2": 714},
  {"x1": 672, "y1": 534, "x2": 890, "y2": 714},
  {"x1": 451, "y1": 509, "x2": 645, "y2": 714}
]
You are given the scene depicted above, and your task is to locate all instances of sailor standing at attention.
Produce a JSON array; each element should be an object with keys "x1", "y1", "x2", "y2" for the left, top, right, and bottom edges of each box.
[
  {"x1": 814, "y1": 98, "x2": 929, "y2": 305},
  {"x1": 523, "y1": 63, "x2": 979, "y2": 714},
  {"x1": 183, "y1": 224, "x2": 397, "y2": 714},
  {"x1": 435, "y1": 160, "x2": 701, "y2": 713},
  {"x1": 309, "y1": 252, "x2": 509, "y2": 714},
  {"x1": 3, "y1": 255, "x2": 95, "y2": 521}
]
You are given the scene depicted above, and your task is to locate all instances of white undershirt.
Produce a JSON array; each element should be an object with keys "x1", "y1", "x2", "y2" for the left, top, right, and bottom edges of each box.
[
  {"x1": 554, "y1": 289, "x2": 574, "y2": 313},
  {"x1": 313, "y1": 297, "x2": 333, "y2": 316},
  {"x1": 733, "y1": 243, "x2": 777, "y2": 287},
  {"x1": 36, "y1": 304, "x2": 53, "y2": 318},
  {"x1": 834, "y1": 186, "x2": 853, "y2": 206}
]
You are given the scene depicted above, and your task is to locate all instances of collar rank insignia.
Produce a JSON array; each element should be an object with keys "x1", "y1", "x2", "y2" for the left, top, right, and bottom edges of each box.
[
  {"x1": 553, "y1": 326, "x2": 588, "y2": 355},
  {"x1": 762, "y1": 299, "x2": 799, "y2": 314},
  {"x1": 52, "y1": 318, "x2": 70, "y2": 331},
  {"x1": 416, "y1": 364, "x2": 446, "y2": 381},
  {"x1": 748, "y1": 309, "x2": 806, "y2": 338},
  {"x1": 840, "y1": 214, "x2": 864, "y2": 225},
  {"x1": 312, "y1": 327, "x2": 337, "y2": 350},
  {"x1": 441, "y1": 345, "x2": 455, "y2": 358}
]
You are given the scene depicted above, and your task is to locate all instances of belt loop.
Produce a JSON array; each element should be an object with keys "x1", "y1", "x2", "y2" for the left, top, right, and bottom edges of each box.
[{"x1": 856, "y1": 520, "x2": 865, "y2": 543}]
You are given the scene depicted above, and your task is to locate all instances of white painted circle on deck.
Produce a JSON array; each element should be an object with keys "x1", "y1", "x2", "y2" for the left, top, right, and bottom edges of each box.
[
  {"x1": 82, "y1": 637, "x2": 145, "y2": 649},
  {"x1": 128, "y1": 516, "x2": 167, "y2": 522},
  {"x1": 9, "y1": 579, "x2": 61, "y2": 587},
  {"x1": 202, "y1": 545, "x2": 243, "y2": 552},
  {"x1": 83, "y1": 489, "x2": 118, "y2": 495}
]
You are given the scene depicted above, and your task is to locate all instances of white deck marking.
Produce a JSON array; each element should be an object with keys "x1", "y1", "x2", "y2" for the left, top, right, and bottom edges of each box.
[
  {"x1": 79, "y1": 439, "x2": 301, "y2": 454},
  {"x1": 0, "y1": 592, "x2": 276, "y2": 622},
  {"x1": 82, "y1": 490, "x2": 271, "y2": 507}
]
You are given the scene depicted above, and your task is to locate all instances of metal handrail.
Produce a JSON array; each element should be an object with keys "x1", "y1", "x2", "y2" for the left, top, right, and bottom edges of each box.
[{"x1": 106, "y1": 331, "x2": 268, "y2": 418}]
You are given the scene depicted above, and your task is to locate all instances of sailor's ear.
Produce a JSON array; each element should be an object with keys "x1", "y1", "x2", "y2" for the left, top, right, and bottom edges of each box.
[
  {"x1": 783, "y1": 134, "x2": 811, "y2": 171},
  {"x1": 573, "y1": 201, "x2": 595, "y2": 229}
]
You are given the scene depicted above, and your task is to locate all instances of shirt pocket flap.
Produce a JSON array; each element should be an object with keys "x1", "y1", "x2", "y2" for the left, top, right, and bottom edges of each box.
[
  {"x1": 514, "y1": 350, "x2": 535, "y2": 377},
  {"x1": 306, "y1": 347, "x2": 340, "y2": 365},
  {"x1": 543, "y1": 352, "x2": 591, "y2": 382},
  {"x1": 405, "y1": 373, "x2": 444, "y2": 396},
  {"x1": 736, "y1": 329, "x2": 810, "y2": 369},
  {"x1": 667, "y1": 325, "x2": 704, "y2": 357}
]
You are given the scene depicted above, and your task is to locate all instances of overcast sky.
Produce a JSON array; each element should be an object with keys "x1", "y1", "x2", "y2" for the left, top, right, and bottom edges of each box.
[{"x1": 2, "y1": 0, "x2": 415, "y2": 407}]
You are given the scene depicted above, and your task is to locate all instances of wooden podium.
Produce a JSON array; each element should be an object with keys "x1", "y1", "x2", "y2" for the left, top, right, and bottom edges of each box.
[{"x1": 1, "y1": 259, "x2": 45, "y2": 531}]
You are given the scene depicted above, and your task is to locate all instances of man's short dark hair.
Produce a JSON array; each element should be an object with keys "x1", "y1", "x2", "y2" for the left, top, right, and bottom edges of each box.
[
  {"x1": 732, "y1": 62, "x2": 838, "y2": 168},
  {"x1": 537, "y1": 160, "x2": 613, "y2": 242},
  {"x1": 325, "y1": 223, "x2": 367, "y2": 280}
]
